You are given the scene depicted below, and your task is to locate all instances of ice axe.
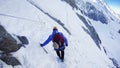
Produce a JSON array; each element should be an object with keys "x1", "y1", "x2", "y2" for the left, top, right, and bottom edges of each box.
[{"x1": 40, "y1": 43, "x2": 48, "y2": 54}]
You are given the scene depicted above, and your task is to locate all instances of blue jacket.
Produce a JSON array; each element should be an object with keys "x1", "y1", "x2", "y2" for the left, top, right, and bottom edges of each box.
[{"x1": 42, "y1": 30, "x2": 68, "y2": 48}]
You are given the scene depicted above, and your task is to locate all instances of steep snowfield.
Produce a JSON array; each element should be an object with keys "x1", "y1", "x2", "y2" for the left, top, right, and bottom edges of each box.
[
  {"x1": 0, "y1": 0, "x2": 119, "y2": 68},
  {"x1": 76, "y1": 0, "x2": 120, "y2": 66}
]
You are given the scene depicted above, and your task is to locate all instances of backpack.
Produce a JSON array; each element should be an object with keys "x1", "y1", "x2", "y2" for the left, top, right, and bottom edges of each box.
[{"x1": 53, "y1": 33, "x2": 64, "y2": 49}]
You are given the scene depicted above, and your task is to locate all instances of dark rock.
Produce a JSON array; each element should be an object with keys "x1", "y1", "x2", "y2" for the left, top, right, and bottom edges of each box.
[
  {"x1": 76, "y1": 13, "x2": 102, "y2": 49},
  {"x1": 17, "y1": 36, "x2": 29, "y2": 45},
  {"x1": 0, "y1": 25, "x2": 22, "y2": 53},
  {"x1": 0, "y1": 33, "x2": 21, "y2": 53},
  {"x1": 0, "y1": 25, "x2": 24, "y2": 67},
  {"x1": 61, "y1": 0, "x2": 78, "y2": 9},
  {"x1": 83, "y1": 2, "x2": 108, "y2": 24},
  {"x1": 109, "y1": 58, "x2": 120, "y2": 68},
  {"x1": 0, "y1": 25, "x2": 7, "y2": 36},
  {"x1": 0, "y1": 53, "x2": 21, "y2": 67}
]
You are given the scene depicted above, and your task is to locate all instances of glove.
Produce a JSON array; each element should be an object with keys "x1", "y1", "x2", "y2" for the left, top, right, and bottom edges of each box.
[
  {"x1": 66, "y1": 44, "x2": 68, "y2": 46},
  {"x1": 40, "y1": 44, "x2": 43, "y2": 47}
]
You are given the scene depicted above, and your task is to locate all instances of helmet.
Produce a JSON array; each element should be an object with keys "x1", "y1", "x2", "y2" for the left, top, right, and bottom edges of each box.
[{"x1": 53, "y1": 26, "x2": 58, "y2": 31}]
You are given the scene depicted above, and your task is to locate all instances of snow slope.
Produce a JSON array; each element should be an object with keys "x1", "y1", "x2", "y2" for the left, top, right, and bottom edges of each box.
[
  {"x1": 76, "y1": 0, "x2": 120, "y2": 66},
  {"x1": 0, "y1": 0, "x2": 119, "y2": 68}
]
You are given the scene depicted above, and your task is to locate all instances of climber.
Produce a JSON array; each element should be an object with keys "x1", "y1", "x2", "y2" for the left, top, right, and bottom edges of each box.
[{"x1": 40, "y1": 26, "x2": 68, "y2": 62}]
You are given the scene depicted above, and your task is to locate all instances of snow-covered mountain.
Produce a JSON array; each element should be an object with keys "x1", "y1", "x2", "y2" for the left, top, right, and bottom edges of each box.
[{"x1": 0, "y1": 0, "x2": 120, "y2": 68}]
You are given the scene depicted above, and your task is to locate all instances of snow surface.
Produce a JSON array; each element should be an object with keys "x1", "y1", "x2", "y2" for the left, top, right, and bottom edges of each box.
[{"x1": 0, "y1": 0, "x2": 120, "y2": 68}]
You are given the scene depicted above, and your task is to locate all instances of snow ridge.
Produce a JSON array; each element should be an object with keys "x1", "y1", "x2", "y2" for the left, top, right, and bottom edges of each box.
[{"x1": 27, "y1": 0, "x2": 71, "y2": 35}]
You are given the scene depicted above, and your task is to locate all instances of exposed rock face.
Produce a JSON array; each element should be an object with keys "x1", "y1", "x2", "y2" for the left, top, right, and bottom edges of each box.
[
  {"x1": 0, "y1": 25, "x2": 20, "y2": 53},
  {"x1": 61, "y1": 0, "x2": 78, "y2": 9},
  {"x1": 76, "y1": 13, "x2": 101, "y2": 49},
  {"x1": 0, "y1": 25, "x2": 29, "y2": 67},
  {"x1": 84, "y1": 2, "x2": 108, "y2": 24},
  {"x1": 0, "y1": 53, "x2": 21, "y2": 67}
]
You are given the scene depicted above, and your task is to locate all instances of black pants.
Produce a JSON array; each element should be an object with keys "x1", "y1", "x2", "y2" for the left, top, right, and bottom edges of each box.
[{"x1": 56, "y1": 50, "x2": 64, "y2": 61}]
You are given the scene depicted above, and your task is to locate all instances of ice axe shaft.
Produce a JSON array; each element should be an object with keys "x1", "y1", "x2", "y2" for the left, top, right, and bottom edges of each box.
[
  {"x1": 40, "y1": 43, "x2": 48, "y2": 54},
  {"x1": 42, "y1": 47, "x2": 48, "y2": 54}
]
